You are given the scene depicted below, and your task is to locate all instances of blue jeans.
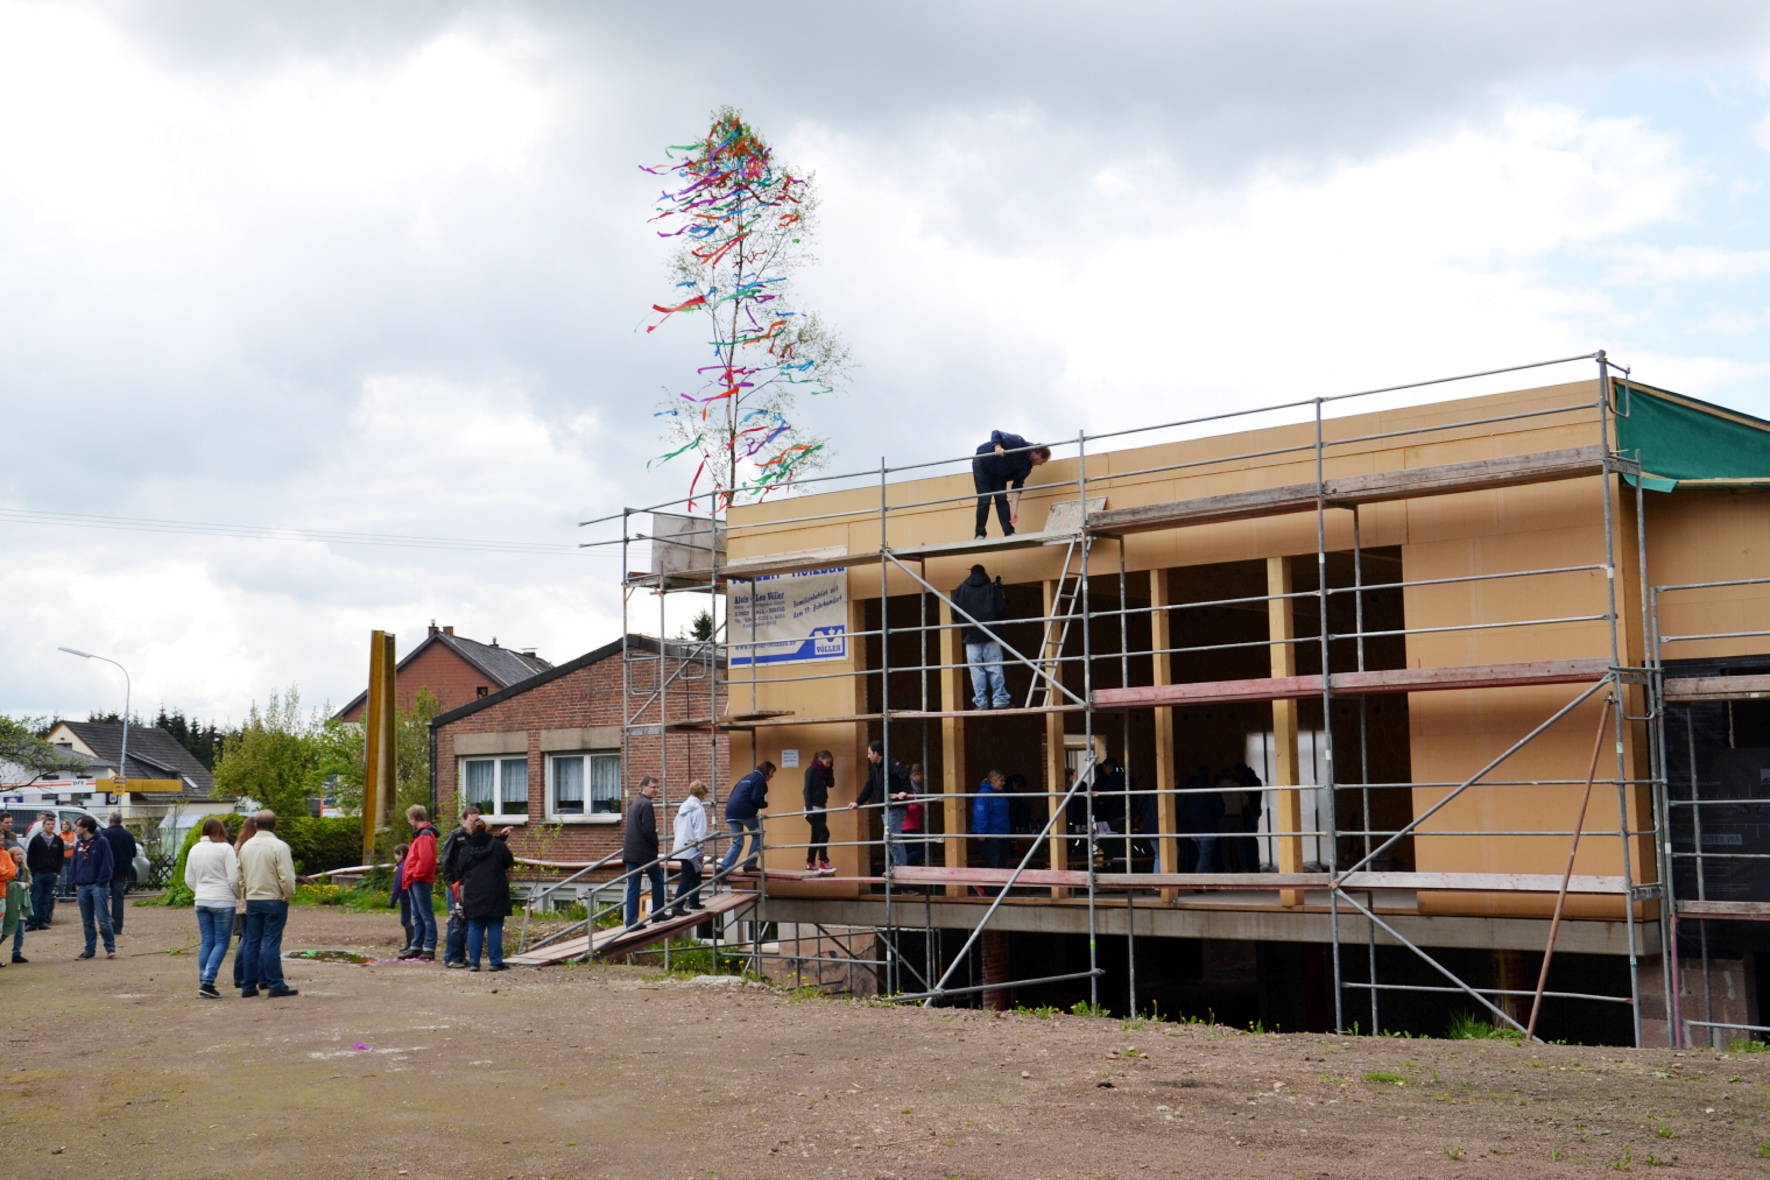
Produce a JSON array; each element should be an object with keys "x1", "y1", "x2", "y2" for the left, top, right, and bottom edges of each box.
[
  {"x1": 241, "y1": 899, "x2": 289, "y2": 990},
  {"x1": 58, "y1": 858, "x2": 73, "y2": 897},
  {"x1": 466, "y1": 918, "x2": 504, "y2": 967},
  {"x1": 1191, "y1": 835, "x2": 1217, "y2": 874},
  {"x1": 30, "y1": 872, "x2": 56, "y2": 928},
  {"x1": 673, "y1": 858, "x2": 703, "y2": 909},
  {"x1": 625, "y1": 862, "x2": 667, "y2": 925},
  {"x1": 406, "y1": 881, "x2": 437, "y2": 952},
  {"x1": 719, "y1": 817, "x2": 762, "y2": 873},
  {"x1": 109, "y1": 876, "x2": 129, "y2": 933},
  {"x1": 10, "y1": 912, "x2": 23, "y2": 958},
  {"x1": 966, "y1": 641, "x2": 1010, "y2": 708},
  {"x1": 444, "y1": 901, "x2": 467, "y2": 964},
  {"x1": 884, "y1": 807, "x2": 909, "y2": 867},
  {"x1": 76, "y1": 883, "x2": 115, "y2": 955},
  {"x1": 195, "y1": 905, "x2": 232, "y2": 985}
]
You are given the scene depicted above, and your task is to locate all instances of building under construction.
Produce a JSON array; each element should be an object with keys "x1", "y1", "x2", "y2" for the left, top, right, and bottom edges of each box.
[{"x1": 589, "y1": 352, "x2": 1770, "y2": 1049}]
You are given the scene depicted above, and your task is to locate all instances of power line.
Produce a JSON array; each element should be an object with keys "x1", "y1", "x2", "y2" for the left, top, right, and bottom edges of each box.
[{"x1": 0, "y1": 507, "x2": 616, "y2": 557}]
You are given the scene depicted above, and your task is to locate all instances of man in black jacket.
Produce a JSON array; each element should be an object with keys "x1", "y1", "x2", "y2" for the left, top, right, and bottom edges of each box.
[
  {"x1": 622, "y1": 777, "x2": 666, "y2": 928},
  {"x1": 849, "y1": 740, "x2": 916, "y2": 868},
  {"x1": 953, "y1": 564, "x2": 1012, "y2": 710},
  {"x1": 25, "y1": 813, "x2": 60, "y2": 931},
  {"x1": 99, "y1": 812, "x2": 137, "y2": 935},
  {"x1": 802, "y1": 750, "x2": 835, "y2": 875},
  {"x1": 971, "y1": 430, "x2": 1051, "y2": 538},
  {"x1": 439, "y1": 805, "x2": 480, "y2": 968}
]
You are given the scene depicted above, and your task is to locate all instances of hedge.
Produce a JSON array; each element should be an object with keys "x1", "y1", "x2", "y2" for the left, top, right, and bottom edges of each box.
[{"x1": 154, "y1": 815, "x2": 366, "y2": 907}]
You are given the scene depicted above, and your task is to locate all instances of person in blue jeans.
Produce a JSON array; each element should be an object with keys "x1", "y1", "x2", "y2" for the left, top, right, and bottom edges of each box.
[
  {"x1": 100, "y1": 812, "x2": 137, "y2": 936},
  {"x1": 237, "y1": 810, "x2": 299, "y2": 998},
  {"x1": 25, "y1": 815, "x2": 62, "y2": 929},
  {"x1": 951, "y1": 564, "x2": 1012, "y2": 710},
  {"x1": 718, "y1": 762, "x2": 776, "y2": 876},
  {"x1": 398, "y1": 805, "x2": 441, "y2": 960},
  {"x1": 182, "y1": 817, "x2": 239, "y2": 998},
  {"x1": 458, "y1": 818, "x2": 515, "y2": 971},
  {"x1": 57, "y1": 820, "x2": 77, "y2": 898},
  {"x1": 622, "y1": 777, "x2": 666, "y2": 927},
  {"x1": 850, "y1": 741, "x2": 915, "y2": 869},
  {"x1": 970, "y1": 430, "x2": 1051, "y2": 538},
  {"x1": 68, "y1": 816, "x2": 116, "y2": 959}
]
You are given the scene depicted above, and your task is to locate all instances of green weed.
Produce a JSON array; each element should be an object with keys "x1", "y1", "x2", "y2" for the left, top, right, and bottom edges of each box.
[
  {"x1": 1364, "y1": 1071, "x2": 1406, "y2": 1085},
  {"x1": 1443, "y1": 1145, "x2": 1464, "y2": 1159},
  {"x1": 1447, "y1": 1010, "x2": 1523, "y2": 1041},
  {"x1": 1071, "y1": 1000, "x2": 1109, "y2": 1018}
]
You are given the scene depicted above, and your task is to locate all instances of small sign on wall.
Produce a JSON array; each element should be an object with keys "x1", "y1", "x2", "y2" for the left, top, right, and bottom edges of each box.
[{"x1": 780, "y1": 748, "x2": 800, "y2": 768}]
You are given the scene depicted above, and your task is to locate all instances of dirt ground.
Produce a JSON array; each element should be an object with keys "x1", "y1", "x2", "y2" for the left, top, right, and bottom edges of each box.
[{"x1": 1, "y1": 903, "x2": 1766, "y2": 1179}]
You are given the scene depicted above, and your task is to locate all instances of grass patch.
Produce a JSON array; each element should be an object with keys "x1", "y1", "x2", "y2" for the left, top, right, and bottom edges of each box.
[
  {"x1": 1447, "y1": 1010, "x2": 1524, "y2": 1041},
  {"x1": 1012, "y1": 1004, "x2": 1060, "y2": 1019},
  {"x1": 1364, "y1": 1071, "x2": 1406, "y2": 1085},
  {"x1": 1071, "y1": 1000, "x2": 1109, "y2": 1018},
  {"x1": 1725, "y1": 1036, "x2": 1770, "y2": 1053}
]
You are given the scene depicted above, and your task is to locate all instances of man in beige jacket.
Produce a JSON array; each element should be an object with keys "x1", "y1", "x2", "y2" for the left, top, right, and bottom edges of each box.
[{"x1": 237, "y1": 810, "x2": 299, "y2": 998}]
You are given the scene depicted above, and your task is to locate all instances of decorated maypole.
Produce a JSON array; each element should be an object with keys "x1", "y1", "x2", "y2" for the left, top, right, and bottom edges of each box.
[{"x1": 643, "y1": 107, "x2": 849, "y2": 510}]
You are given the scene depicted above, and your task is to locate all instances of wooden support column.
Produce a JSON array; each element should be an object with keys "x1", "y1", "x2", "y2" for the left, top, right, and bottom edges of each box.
[
  {"x1": 1150, "y1": 569, "x2": 1179, "y2": 904},
  {"x1": 940, "y1": 597, "x2": 966, "y2": 897},
  {"x1": 1268, "y1": 556, "x2": 1305, "y2": 907},
  {"x1": 1044, "y1": 579, "x2": 1069, "y2": 896}
]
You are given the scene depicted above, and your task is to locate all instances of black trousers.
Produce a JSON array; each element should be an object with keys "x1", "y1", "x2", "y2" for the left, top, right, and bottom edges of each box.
[
  {"x1": 972, "y1": 460, "x2": 1013, "y2": 537},
  {"x1": 806, "y1": 813, "x2": 830, "y2": 865}
]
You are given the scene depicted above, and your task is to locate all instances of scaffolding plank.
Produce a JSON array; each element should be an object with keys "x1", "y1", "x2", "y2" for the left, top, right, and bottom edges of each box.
[
  {"x1": 1336, "y1": 871, "x2": 1627, "y2": 894},
  {"x1": 1677, "y1": 899, "x2": 1770, "y2": 919},
  {"x1": 505, "y1": 890, "x2": 752, "y2": 966},
  {"x1": 1094, "y1": 658, "x2": 1612, "y2": 708},
  {"x1": 1087, "y1": 445, "x2": 1609, "y2": 536},
  {"x1": 1663, "y1": 674, "x2": 1770, "y2": 702}
]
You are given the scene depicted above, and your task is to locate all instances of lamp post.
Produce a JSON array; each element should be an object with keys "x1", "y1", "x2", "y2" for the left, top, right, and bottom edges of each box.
[{"x1": 58, "y1": 647, "x2": 131, "y2": 789}]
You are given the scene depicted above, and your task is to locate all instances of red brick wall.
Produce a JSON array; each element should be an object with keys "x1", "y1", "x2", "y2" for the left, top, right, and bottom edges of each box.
[
  {"x1": 434, "y1": 649, "x2": 728, "y2": 873},
  {"x1": 341, "y1": 640, "x2": 508, "y2": 721}
]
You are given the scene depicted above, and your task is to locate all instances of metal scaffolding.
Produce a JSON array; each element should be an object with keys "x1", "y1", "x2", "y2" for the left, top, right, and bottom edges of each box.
[{"x1": 573, "y1": 350, "x2": 1756, "y2": 1046}]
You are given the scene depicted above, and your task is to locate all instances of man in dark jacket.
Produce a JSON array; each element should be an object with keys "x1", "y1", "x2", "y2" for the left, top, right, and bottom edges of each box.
[
  {"x1": 718, "y1": 763, "x2": 775, "y2": 876},
  {"x1": 623, "y1": 777, "x2": 666, "y2": 927},
  {"x1": 850, "y1": 740, "x2": 915, "y2": 868},
  {"x1": 1177, "y1": 765, "x2": 1226, "y2": 873},
  {"x1": 802, "y1": 750, "x2": 835, "y2": 874},
  {"x1": 953, "y1": 564, "x2": 1012, "y2": 710},
  {"x1": 439, "y1": 805, "x2": 480, "y2": 968},
  {"x1": 69, "y1": 816, "x2": 115, "y2": 959},
  {"x1": 99, "y1": 812, "x2": 137, "y2": 935},
  {"x1": 972, "y1": 429, "x2": 1051, "y2": 538},
  {"x1": 24, "y1": 813, "x2": 61, "y2": 930}
]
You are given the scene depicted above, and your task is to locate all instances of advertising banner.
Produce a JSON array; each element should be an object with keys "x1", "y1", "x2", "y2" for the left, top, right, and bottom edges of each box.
[{"x1": 729, "y1": 568, "x2": 847, "y2": 667}]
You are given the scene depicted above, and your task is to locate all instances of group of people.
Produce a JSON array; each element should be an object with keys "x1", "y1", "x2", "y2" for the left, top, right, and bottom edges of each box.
[
  {"x1": 182, "y1": 810, "x2": 300, "y2": 997},
  {"x1": 0, "y1": 810, "x2": 140, "y2": 967},
  {"x1": 390, "y1": 803, "x2": 517, "y2": 970}
]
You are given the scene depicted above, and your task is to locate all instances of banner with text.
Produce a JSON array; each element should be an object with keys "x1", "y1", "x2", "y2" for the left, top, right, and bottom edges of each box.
[{"x1": 729, "y1": 568, "x2": 848, "y2": 667}]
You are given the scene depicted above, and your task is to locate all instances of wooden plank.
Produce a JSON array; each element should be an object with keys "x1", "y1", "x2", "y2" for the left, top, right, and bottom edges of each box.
[
  {"x1": 506, "y1": 890, "x2": 752, "y2": 965},
  {"x1": 894, "y1": 865, "x2": 1091, "y2": 888},
  {"x1": 1337, "y1": 871, "x2": 1626, "y2": 894},
  {"x1": 1664, "y1": 675, "x2": 1770, "y2": 702},
  {"x1": 1150, "y1": 569, "x2": 1179, "y2": 903},
  {"x1": 1268, "y1": 557, "x2": 1303, "y2": 905},
  {"x1": 1094, "y1": 658, "x2": 1613, "y2": 708},
  {"x1": 1088, "y1": 446, "x2": 1608, "y2": 536},
  {"x1": 1677, "y1": 899, "x2": 1770, "y2": 919},
  {"x1": 891, "y1": 703, "x2": 1086, "y2": 720}
]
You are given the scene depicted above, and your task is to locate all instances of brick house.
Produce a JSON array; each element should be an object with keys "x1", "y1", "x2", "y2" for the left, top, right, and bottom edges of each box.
[
  {"x1": 336, "y1": 623, "x2": 551, "y2": 721},
  {"x1": 431, "y1": 635, "x2": 727, "y2": 871}
]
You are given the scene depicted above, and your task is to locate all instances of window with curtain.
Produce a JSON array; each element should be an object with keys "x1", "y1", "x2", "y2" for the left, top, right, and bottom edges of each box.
[
  {"x1": 460, "y1": 756, "x2": 529, "y2": 819},
  {"x1": 589, "y1": 753, "x2": 621, "y2": 814},
  {"x1": 550, "y1": 754, "x2": 585, "y2": 817}
]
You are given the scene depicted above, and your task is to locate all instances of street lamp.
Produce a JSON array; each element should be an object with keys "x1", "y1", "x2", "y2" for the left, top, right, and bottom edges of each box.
[{"x1": 58, "y1": 647, "x2": 131, "y2": 789}]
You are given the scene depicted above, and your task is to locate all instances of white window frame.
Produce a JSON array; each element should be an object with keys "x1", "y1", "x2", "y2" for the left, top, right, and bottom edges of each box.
[
  {"x1": 545, "y1": 751, "x2": 623, "y2": 823},
  {"x1": 459, "y1": 754, "x2": 532, "y2": 823}
]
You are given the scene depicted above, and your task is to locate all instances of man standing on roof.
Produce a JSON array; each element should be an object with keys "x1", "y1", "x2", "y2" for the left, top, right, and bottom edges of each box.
[
  {"x1": 850, "y1": 740, "x2": 915, "y2": 868},
  {"x1": 952, "y1": 563, "x2": 1012, "y2": 710},
  {"x1": 972, "y1": 430, "x2": 1051, "y2": 539}
]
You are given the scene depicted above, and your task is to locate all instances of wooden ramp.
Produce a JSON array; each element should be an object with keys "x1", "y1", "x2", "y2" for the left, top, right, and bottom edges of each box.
[{"x1": 506, "y1": 890, "x2": 754, "y2": 966}]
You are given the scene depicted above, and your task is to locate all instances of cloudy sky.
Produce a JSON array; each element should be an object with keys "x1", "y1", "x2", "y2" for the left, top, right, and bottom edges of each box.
[{"x1": 5, "y1": 0, "x2": 1770, "y2": 725}]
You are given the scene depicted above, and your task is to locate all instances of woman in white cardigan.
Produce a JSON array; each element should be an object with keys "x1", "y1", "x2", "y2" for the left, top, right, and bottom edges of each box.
[
  {"x1": 665, "y1": 781, "x2": 710, "y2": 919},
  {"x1": 184, "y1": 817, "x2": 240, "y2": 999}
]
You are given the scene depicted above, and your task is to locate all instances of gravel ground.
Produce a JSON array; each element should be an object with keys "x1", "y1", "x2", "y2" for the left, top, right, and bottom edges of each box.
[{"x1": 1, "y1": 903, "x2": 1766, "y2": 1179}]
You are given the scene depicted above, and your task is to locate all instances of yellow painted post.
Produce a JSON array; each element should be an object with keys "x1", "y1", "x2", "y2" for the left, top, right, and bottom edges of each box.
[
  {"x1": 362, "y1": 630, "x2": 396, "y2": 865},
  {"x1": 1149, "y1": 569, "x2": 1179, "y2": 902},
  {"x1": 940, "y1": 597, "x2": 966, "y2": 896},
  {"x1": 1044, "y1": 579, "x2": 1069, "y2": 896},
  {"x1": 1267, "y1": 557, "x2": 1304, "y2": 906}
]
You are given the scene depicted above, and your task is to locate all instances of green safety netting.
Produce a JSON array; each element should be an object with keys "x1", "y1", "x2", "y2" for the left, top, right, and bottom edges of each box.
[{"x1": 1614, "y1": 382, "x2": 1770, "y2": 492}]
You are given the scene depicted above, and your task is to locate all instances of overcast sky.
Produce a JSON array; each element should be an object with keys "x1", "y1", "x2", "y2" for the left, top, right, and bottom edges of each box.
[{"x1": 5, "y1": 1, "x2": 1770, "y2": 724}]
